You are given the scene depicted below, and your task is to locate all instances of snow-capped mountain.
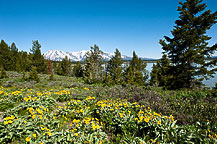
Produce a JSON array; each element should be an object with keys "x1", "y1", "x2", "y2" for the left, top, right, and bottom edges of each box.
[{"x1": 43, "y1": 50, "x2": 151, "y2": 61}]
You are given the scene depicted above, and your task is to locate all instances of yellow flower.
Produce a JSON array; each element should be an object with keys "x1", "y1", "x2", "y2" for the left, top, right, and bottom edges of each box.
[
  {"x1": 150, "y1": 139, "x2": 156, "y2": 143},
  {"x1": 4, "y1": 121, "x2": 8, "y2": 125},
  {"x1": 8, "y1": 120, "x2": 13, "y2": 124},
  {"x1": 32, "y1": 115, "x2": 36, "y2": 119},
  {"x1": 144, "y1": 118, "x2": 150, "y2": 123},
  {"x1": 157, "y1": 121, "x2": 161, "y2": 125},
  {"x1": 119, "y1": 113, "x2": 123, "y2": 118},
  {"x1": 75, "y1": 133, "x2": 78, "y2": 136},
  {"x1": 47, "y1": 132, "x2": 51, "y2": 136},
  {"x1": 33, "y1": 134, "x2": 36, "y2": 138},
  {"x1": 25, "y1": 137, "x2": 31, "y2": 142}
]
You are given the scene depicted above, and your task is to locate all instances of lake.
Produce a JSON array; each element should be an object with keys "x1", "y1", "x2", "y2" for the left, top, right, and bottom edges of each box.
[{"x1": 146, "y1": 63, "x2": 217, "y2": 88}]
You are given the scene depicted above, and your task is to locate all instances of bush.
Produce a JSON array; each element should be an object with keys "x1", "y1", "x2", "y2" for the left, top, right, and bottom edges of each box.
[
  {"x1": 0, "y1": 67, "x2": 8, "y2": 79},
  {"x1": 28, "y1": 66, "x2": 40, "y2": 82}
]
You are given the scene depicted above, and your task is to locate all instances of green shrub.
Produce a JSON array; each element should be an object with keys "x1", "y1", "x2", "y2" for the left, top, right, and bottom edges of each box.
[{"x1": 28, "y1": 66, "x2": 40, "y2": 82}]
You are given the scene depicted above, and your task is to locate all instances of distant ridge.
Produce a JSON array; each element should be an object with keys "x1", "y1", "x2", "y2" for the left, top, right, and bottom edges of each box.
[{"x1": 43, "y1": 50, "x2": 154, "y2": 61}]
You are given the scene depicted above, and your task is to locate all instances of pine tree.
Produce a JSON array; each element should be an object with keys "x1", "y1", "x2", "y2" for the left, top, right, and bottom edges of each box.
[
  {"x1": 0, "y1": 67, "x2": 8, "y2": 79},
  {"x1": 55, "y1": 63, "x2": 62, "y2": 75},
  {"x1": 150, "y1": 62, "x2": 160, "y2": 87},
  {"x1": 60, "y1": 56, "x2": 71, "y2": 76},
  {"x1": 83, "y1": 44, "x2": 104, "y2": 84},
  {"x1": 106, "y1": 48, "x2": 124, "y2": 85},
  {"x1": 49, "y1": 73, "x2": 55, "y2": 81},
  {"x1": 104, "y1": 73, "x2": 113, "y2": 86},
  {"x1": 30, "y1": 40, "x2": 46, "y2": 73},
  {"x1": 159, "y1": 0, "x2": 217, "y2": 89},
  {"x1": 19, "y1": 51, "x2": 31, "y2": 72},
  {"x1": 0, "y1": 40, "x2": 11, "y2": 70},
  {"x1": 124, "y1": 51, "x2": 148, "y2": 85},
  {"x1": 73, "y1": 61, "x2": 83, "y2": 77},
  {"x1": 28, "y1": 66, "x2": 40, "y2": 82},
  {"x1": 9, "y1": 42, "x2": 19, "y2": 71},
  {"x1": 150, "y1": 54, "x2": 171, "y2": 88}
]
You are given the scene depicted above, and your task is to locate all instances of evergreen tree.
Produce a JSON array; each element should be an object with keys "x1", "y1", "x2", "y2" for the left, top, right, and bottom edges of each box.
[
  {"x1": 83, "y1": 44, "x2": 104, "y2": 84},
  {"x1": 60, "y1": 56, "x2": 71, "y2": 76},
  {"x1": 0, "y1": 40, "x2": 11, "y2": 70},
  {"x1": 73, "y1": 61, "x2": 83, "y2": 77},
  {"x1": 55, "y1": 63, "x2": 62, "y2": 75},
  {"x1": 0, "y1": 67, "x2": 8, "y2": 79},
  {"x1": 49, "y1": 73, "x2": 55, "y2": 81},
  {"x1": 28, "y1": 66, "x2": 40, "y2": 82},
  {"x1": 19, "y1": 51, "x2": 31, "y2": 72},
  {"x1": 159, "y1": 0, "x2": 217, "y2": 89},
  {"x1": 104, "y1": 73, "x2": 113, "y2": 86},
  {"x1": 124, "y1": 51, "x2": 148, "y2": 85},
  {"x1": 8, "y1": 42, "x2": 19, "y2": 71},
  {"x1": 150, "y1": 62, "x2": 160, "y2": 87},
  {"x1": 30, "y1": 40, "x2": 46, "y2": 73},
  {"x1": 106, "y1": 48, "x2": 124, "y2": 85},
  {"x1": 150, "y1": 54, "x2": 171, "y2": 88}
]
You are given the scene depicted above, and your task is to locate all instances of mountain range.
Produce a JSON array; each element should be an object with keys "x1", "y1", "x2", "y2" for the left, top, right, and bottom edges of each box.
[{"x1": 43, "y1": 50, "x2": 154, "y2": 61}]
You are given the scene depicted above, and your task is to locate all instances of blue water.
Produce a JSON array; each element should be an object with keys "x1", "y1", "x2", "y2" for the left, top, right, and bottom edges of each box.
[{"x1": 146, "y1": 63, "x2": 217, "y2": 88}]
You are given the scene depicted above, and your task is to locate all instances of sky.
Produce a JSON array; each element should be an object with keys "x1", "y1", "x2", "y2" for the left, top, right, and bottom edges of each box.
[{"x1": 0, "y1": 0, "x2": 217, "y2": 59}]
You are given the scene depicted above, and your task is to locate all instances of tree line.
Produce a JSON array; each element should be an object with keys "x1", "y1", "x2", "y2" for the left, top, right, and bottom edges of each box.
[{"x1": 1, "y1": 0, "x2": 217, "y2": 89}]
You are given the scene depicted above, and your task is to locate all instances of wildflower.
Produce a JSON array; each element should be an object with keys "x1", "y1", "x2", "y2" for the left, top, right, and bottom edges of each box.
[
  {"x1": 32, "y1": 115, "x2": 36, "y2": 119},
  {"x1": 119, "y1": 113, "x2": 123, "y2": 118},
  {"x1": 150, "y1": 139, "x2": 156, "y2": 143},
  {"x1": 157, "y1": 121, "x2": 161, "y2": 125},
  {"x1": 4, "y1": 121, "x2": 8, "y2": 125},
  {"x1": 33, "y1": 134, "x2": 36, "y2": 138},
  {"x1": 25, "y1": 137, "x2": 31, "y2": 142},
  {"x1": 47, "y1": 132, "x2": 51, "y2": 136},
  {"x1": 75, "y1": 133, "x2": 78, "y2": 136}
]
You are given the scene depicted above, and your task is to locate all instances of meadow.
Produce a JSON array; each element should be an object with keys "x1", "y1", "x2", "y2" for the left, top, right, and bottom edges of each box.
[{"x1": 0, "y1": 72, "x2": 216, "y2": 143}]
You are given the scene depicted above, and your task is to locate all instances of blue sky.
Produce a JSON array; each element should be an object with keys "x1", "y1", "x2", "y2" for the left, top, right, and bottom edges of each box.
[{"x1": 0, "y1": 0, "x2": 217, "y2": 58}]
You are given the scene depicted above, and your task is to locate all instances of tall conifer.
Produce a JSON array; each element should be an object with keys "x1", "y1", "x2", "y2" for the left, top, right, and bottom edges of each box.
[
  {"x1": 106, "y1": 48, "x2": 124, "y2": 85},
  {"x1": 83, "y1": 44, "x2": 104, "y2": 84},
  {"x1": 159, "y1": 0, "x2": 217, "y2": 89}
]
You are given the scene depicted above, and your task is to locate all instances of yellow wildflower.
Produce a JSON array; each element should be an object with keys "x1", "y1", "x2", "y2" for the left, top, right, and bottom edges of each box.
[
  {"x1": 33, "y1": 134, "x2": 36, "y2": 138},
  {"x1": 25, "y1": 137, "x2": 31, "y2": 142}
]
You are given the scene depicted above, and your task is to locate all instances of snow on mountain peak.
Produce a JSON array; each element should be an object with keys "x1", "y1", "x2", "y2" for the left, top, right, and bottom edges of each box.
[{"x1": 43, "y1": 50, "x2": 151, "y2": 61}]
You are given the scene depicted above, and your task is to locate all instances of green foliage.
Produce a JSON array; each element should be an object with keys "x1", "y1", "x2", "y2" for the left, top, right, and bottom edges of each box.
[
  {"x1": 72, "y1": 61, "x2": 83, "y2": 77},
  {"x1": 0, "y1": 86, "x2": 216, "y2": 143},
  {"x1": 83, "y1": 44, "x2": 104, "y2": 84},
  {"x1": 124, "y1": 51, "x2": 148, "y2": 86},
  {"x1": 0, "y1": 67, "x2": 8, "y2": 79},
  {"x1": 106, "y1": 48, "x2": 124, "y2": 85},
  {"x1": 30, "y1": 40, "x2": 46, "y2": 73},
  {"x1": 0, "y1": 40, "x2": 12, "y2": 71},
  {"x1": 49, "y1": 73, "x2": 55, "y2": 81},
  {"x1": 28, "y1": 66, "x2": 40, "y2": 82},
  {"x1": 150, "y1": 54, "x2": 172, "y2": 88},
  {"x1": 159, "y1": 0, "x2": 217, "y2": 89},
  {"x1": 56, "y1": 56, "x2": 72, "y2": 76}
]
